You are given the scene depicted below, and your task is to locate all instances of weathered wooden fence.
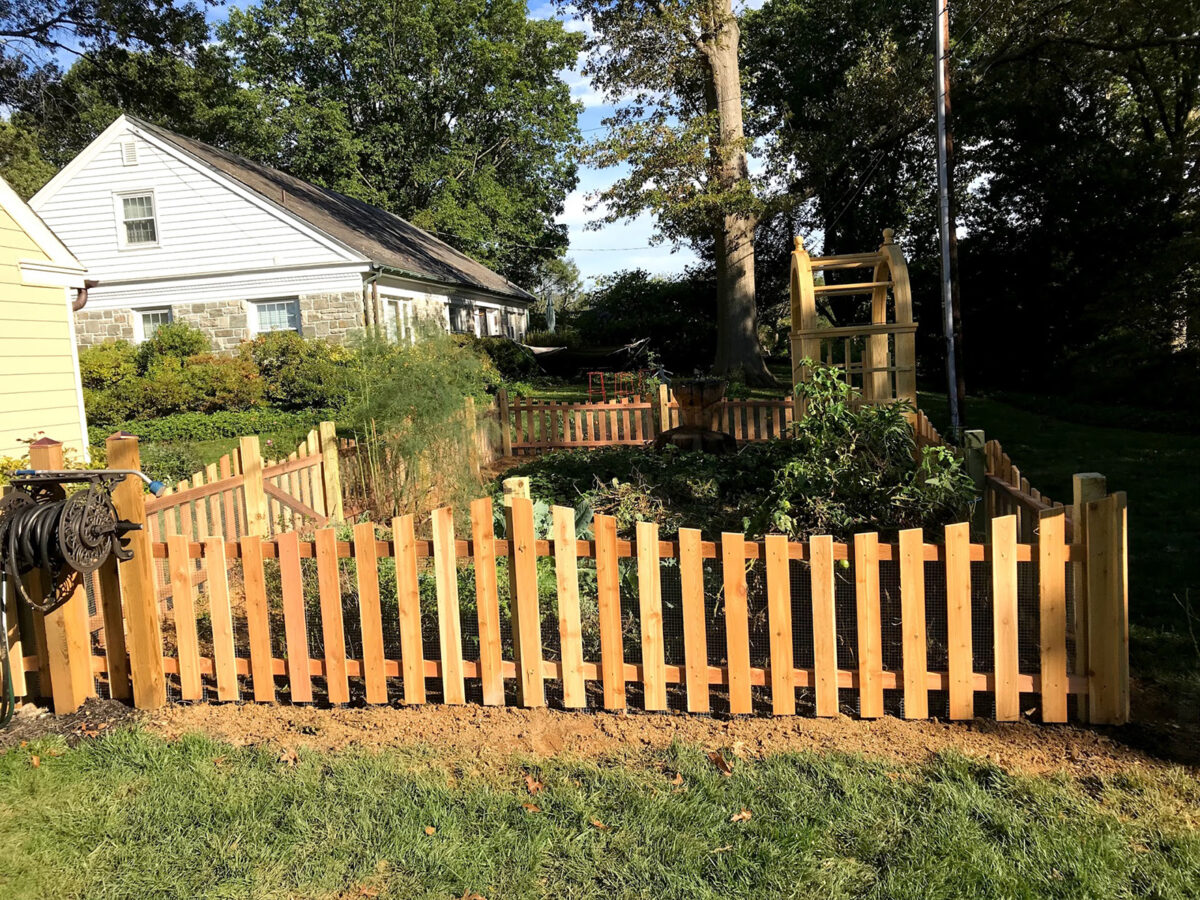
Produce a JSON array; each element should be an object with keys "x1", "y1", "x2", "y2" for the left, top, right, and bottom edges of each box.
[
  {"x1": 144, "y1": 422, "x2": 343, "y2": 543},
  {"x1": 6, "y1": 435, "x2": 1129, "y2": 726},
  {"x1": 498, "y1": 388, "x2": 943, "y2": 457}
]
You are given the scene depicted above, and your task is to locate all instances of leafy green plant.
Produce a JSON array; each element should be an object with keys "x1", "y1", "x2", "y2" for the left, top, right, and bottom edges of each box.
[
  {"x1": 133, "y1": 321, "x2": 211, "y2": 373},
  {"x1": 243, "y1": 331, "x2": 351, "y2": 411}
]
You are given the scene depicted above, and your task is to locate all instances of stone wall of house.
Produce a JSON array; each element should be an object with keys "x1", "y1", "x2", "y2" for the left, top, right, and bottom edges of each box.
[
  {"x1": 299, "y1": 290, "x2": 365, "y2": 341},
  {"x1": 173, "y1": 299, "x2": 252, "y2": 353},
  {"x1": 73, "y1": 307, "x2": 135, "y2": 348}
]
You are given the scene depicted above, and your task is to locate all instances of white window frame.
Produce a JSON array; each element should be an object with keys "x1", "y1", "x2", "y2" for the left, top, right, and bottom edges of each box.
[
  {"x1": 133, "y1": 307, "x2": 172, "y2": 343},
  {"x1": 449, "y1": 304, "x2": 474, "y2": 335},
  {"x1": 113, "y1": 189, "x2": 160, "y2": 249},
  {"x1": 249, "y1": 297, "x2": 302, "y2": 336}
]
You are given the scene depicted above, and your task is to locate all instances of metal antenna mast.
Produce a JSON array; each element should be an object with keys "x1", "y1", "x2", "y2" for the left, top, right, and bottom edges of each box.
[{"x1": 935, "y1": 0, "x2": 963, "y2": 431}]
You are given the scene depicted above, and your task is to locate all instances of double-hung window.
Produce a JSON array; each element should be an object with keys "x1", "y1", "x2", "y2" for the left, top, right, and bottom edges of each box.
[
  {"x1": 117, "y1": 192, "x2": 158, "y2": 247},
  {"x1": 136, "y1": 308, "x2": 172, "y2": 342},
  {"x1": 252, "y1": 298, "x2": 301, "y2": 334}
]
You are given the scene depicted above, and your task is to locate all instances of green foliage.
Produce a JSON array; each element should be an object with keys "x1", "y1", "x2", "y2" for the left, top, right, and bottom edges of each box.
[
  {"x1": 87, "y1": 409, "x2": 322, "y2": 447},
  {"x1": 136, "y1": 442, "x2": 207, "y2": 485},
  {"x1": 133, "y1": 321, "x2": 211, "y2": 372},
  {"x1": 467, "y1": 336, "x2": 541, "y2": 381},
  {"x1": 341, "y1": 333, "x2": 490, "y2": 518},
  {"x1": 0, "y1": 121, "x2": 55, "y2": 198},
  {"x1": 574, "y1": 268, "x2": 717, "y2": 371},
  {"x1": 748, "y1": 366, "x2": 976, "y2": 538},
  {"x1": 524, "y1": 327, "x2": 584, "y2": 350},
  {"x1": 243, "y1": 331, "x2": 351, "y2": 411},
  {"x1": 216, "y1": 0, "x2": 582, "y2": 285},
  {"x1": 510, "y1": 365, "x2": 974, "y2": 540}
]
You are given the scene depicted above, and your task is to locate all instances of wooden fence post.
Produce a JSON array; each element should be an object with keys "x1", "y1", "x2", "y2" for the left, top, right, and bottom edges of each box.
[
  {"x1": 656, "y1": 383, "x2": 671, "y2": 436},
  {"x1": 317, "y1": 421, "x2": 343, "y2": 523},
  {"x1": 963, "y1": 429, "x2": 987, "y2": 537},
  {"x1": 1072, "y1": 472, "x2": 1106, "y2": 723},
  {"x1": 239, "y1": 435, "x2": 269, "y2": 537},
  {"x1": 502, "y1": 476, "x2": 530, "y2": 506},
  {"x1": 1085, "y1": 490, "x2": 1129, "y2": 725},
  {"x1": 106, "y1": 433, "x2": 166, "y2": 709},
  {"x1": 497, "y1": 389, "x2": 513, "y2": 457},
  {"x1": 26, "y1": 438, "x2": 93, "y2": 714}
]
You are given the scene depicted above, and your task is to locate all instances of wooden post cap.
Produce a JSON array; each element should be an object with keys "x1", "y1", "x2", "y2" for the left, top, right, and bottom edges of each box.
[
  {"x1": 793, "y1": 235, "x2": 804, "y2": 251},
  {"x1": 882, "y1": 228, "x2": 895, "y2": 244}
]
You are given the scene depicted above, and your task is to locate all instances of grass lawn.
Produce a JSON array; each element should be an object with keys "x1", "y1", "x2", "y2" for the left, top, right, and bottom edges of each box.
[{"x1": 1, "y1": 729, "x2": 1198, "y2": 899}]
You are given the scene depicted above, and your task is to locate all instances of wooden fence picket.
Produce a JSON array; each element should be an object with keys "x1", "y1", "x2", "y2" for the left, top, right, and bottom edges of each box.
[
  {"x1": 432, "y1": 507, "x2": 467, "y2": 705},
  {"x1": 471, "y1": 498, "x2": 506, "y2": 706},
  {"x1": 316, "y1": 528, "x2": 350, "y2": 705},
  {"x1": 678, "y1": 527, "x2": 709, "y2": 713},
  {"x1": 636, "y1": 521, "x2": 667, "y2": 711},
  {"x1": 204, "y1": 537, "x2": 239, "y2": 702},
  {"x1": 765, "y1": 534, "x2": 794, "y2": 716},
  {"x1": 944, "y1": 522, "x2": 974, "y2": 720},
  {"x1": 506, "y1": 497, "x2": 544, "y2": 707},
  {"x1": 810, "y1": 535, "x2": 838, "y2": 717},
  {"x1": 392, "y1": 515, "x2": 425, "y2": 704},
  {"x1": 853, "y1": 532, "x2": 883, "y2": 718},
  {"x1": 167, "y1": 534, "x2": 202, "y2": 701},
  {"x1": 553, "y1": 505, "x2": 587, "y2": 708},
  {"x1": 352, "y1": 522, "x2": 387, "y2": 704},
  {"x1": 898, "y1": 528, "x2": 928, "y2": 719},
  {"x1": 594, "y1": 514, "x2": 625, "y2": 709},
  {"x1": 721, "y1": 532, "x2": 753, "y2": 715},
  {"x1": 278, "y1": 531, "x2": 312, "y2": 704},
  {"x1": 240, "y1": 535, "x2": 275, "y2": 702},
  {"x1": 1038, "y1": 509, "x2": 1068, "y2": 723},
  {"x1": 991, "y1": 515, "x2": 1019, "y2": 721}
]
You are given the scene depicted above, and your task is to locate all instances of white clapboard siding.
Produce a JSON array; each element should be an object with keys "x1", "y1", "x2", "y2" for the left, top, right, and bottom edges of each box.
[{"x1": 32, "y1": 125, "x2": 356, "y2": 283}]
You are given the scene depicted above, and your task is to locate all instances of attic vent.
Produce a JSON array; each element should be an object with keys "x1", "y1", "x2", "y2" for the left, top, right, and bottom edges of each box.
[{"x1": 121, "y1": 140, "x2": 138, "y2": 166}]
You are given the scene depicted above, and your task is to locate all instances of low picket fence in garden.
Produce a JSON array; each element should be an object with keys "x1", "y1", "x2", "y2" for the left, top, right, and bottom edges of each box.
[{"x1": 7, "y1": 445, "x2": 1129, "y2": 725}]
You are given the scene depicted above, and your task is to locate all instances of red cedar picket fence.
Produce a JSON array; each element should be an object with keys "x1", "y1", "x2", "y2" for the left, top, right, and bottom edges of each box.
[
  {"x1": 144, "y1": 422, "x2": 344, "y2": 544},
  {"x1": 496, "y1": 387, "x2": 945, "y2": 456},
  {"x1": 6, "y1": 431, "x2": 1129, "y2": 725}
]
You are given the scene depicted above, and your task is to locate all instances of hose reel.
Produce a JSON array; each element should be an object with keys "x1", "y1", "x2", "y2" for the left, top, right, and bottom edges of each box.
[{"x1": 0, "y1": 469, "x2": 164, "y2": 726}]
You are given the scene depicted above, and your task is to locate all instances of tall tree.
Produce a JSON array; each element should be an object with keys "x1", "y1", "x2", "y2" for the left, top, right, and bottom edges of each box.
[
  {"x1": 562, "y1": 0, "x2": 775, "y2": 384},
  {"x1": 218, "y1": 0, "x2": 583, "y2": 286},
  {"x1": 0, "y1": 0, "x2": 209, "y2": 105}
]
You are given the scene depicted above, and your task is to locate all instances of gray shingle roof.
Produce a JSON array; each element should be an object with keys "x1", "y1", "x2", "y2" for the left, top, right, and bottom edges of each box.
[{"x1": 131, "y1": 117, "x2": 533, "y2": 302}]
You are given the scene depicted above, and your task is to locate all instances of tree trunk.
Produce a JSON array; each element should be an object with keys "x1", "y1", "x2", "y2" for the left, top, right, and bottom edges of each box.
[{"x1": 704, "y1": 4, "x2": 774, "y2": 386}]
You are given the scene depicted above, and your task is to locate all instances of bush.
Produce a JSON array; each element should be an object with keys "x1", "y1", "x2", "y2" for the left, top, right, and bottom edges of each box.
[
  {"x1": 133, "y1": 321, "x2": 210, "y2": 372},
  {"x1": 88, "y1": 408, "x2": 323, "y2": 446},
  {"x1": 524, "y1": 327, "x2": 584, "y2": 350},
  {"x1": 243, "y1": 332, "x2": 351, "y2": 411},
  {"x1": 136, "y1": 442, "x2": 207, "y2": 485}
]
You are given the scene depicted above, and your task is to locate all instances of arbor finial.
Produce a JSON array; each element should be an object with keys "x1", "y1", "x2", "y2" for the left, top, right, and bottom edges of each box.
[
  {"x1": 882, "y1": 228, "x2": 895, "y2": 244},
  {"x1": 793, "y1": 235, "x2": 804, "y2": 251}
]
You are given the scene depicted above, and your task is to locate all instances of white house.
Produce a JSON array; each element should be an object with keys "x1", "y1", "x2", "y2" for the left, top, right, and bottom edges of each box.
[{"x1": 31, "y1": 115, "x2": 532, "y2": 351}]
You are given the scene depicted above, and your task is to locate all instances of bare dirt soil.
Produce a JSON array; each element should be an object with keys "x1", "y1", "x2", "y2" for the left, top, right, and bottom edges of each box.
[
  {"x1": 143, "y1": 700, "x2": 1194, "y2": 778},
  {"x1": 0, "y1": 697, "x2": 139, "y2": 751}
]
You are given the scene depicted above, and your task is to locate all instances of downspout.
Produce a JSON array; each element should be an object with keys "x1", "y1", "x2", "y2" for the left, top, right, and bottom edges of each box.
[{"x1": 72, "y1": 278, "x2": 98, "y2": 312}]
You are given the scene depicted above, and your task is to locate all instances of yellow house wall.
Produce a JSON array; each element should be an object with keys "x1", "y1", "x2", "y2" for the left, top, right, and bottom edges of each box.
[{"x1": 0, "y1": 207, "x2": 87, "y2": 459}]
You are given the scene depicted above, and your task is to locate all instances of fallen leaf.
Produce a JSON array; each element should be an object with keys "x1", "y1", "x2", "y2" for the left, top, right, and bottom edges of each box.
[
  {"x1": 358, "y1": 888, "x2": 380, "y2": 898},
  {"x1": 731, "y1": 740, "x2": 747, "y2": 759},
  {"x1": 589, "y1": 819, "x2": 608, "y2": 830},
  {"x1": 212, "y1": 756, "x2": 227, "y2": 768},
  {"x1": 730, "y1": 809, "x2": 752, "y2": 823},
  {"x1": 707, "y1": 751, "x2": 733, "y2": 776},
  {"x1": 47, "y1": 749, "x2": 63, "y2": 758},
  {"x1": 460, "y1": 893, "x2": 488, "y2": 900},
  {"x1": 29, "y1": 755, "x2": 40, "y2": 768},
  {"x1": 521, "y1": 803, "x2": 541, "y2": 814},
  {"x1": 524, "y1": 774, "x2": 543, "y2": 795},
  {"x1": 670, "y1": 773, "x2": 684, "y2": 786},
  {"x1": 711, "y1": 845, "x2": 733, "y2": 854},
  {"x1": 279, "y1": 748, "x2": 298, "y2": 767},
  {"x1": 424, "y1": 826, "x2": 436, "y2": 836}
]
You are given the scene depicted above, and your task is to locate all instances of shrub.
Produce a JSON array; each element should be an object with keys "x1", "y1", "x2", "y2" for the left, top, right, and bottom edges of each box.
[
  {"x1": 137, "y1": 442, "x2": 207, "y2": 485},
  {"x1": 243, "y1": 332, "x2": 351, "y2": 411},
  {"x1": 79, "y1": 340, "x2": 138, "y2": 390},
  {"x1": 524, "y1": 327, "x2": 583, "y2": 350},
  {"x1": 176, "y1": 353, "x2": 264, "y2": 412},
  {"x1": 469, "y1": 336, "x2": 540, "y2": 380},
  {"x1": 133, "y1": 321, "x2": 210, "y2": 372},
  {"x1": 88, "y1": 409, "x2": 323, "y2": 446}
]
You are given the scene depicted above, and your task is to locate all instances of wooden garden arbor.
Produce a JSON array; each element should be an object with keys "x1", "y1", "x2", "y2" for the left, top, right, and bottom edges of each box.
[{"x1": 790, "y1": 228, "x2": 917, "y2": 407}]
